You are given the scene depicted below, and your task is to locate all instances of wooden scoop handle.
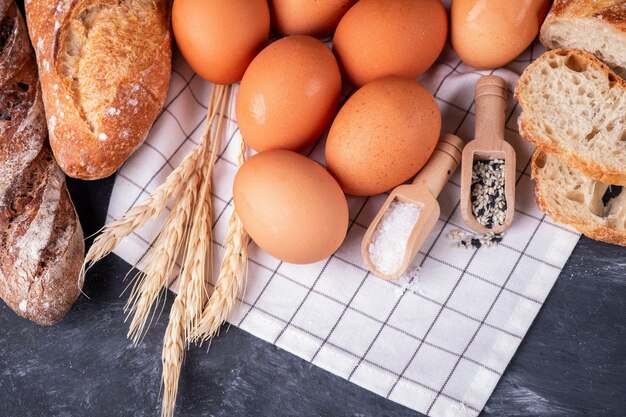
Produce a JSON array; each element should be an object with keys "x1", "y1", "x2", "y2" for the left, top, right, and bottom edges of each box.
[
  {"x1": 475, "y1": 76, "x2": 507, "y2": 145},
  {"x1": 413, "y1": 133, "x2": 464, "y2": 197}
]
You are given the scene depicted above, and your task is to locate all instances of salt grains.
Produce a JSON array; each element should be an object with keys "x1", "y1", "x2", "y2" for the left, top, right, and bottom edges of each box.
[{"x1": 368, "y1": 201, "x2": 421, "y2": 275}]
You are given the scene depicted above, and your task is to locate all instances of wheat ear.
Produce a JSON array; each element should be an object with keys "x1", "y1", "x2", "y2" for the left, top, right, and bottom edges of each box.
[
  {"x1": 161, "y1": 295, "x2": 185, "y2": 417},
  {"x1": 193, "y1": 136, "x2": 249, "y2": 342},
  {"x1": 81, "y1": 143, "x2": 202, "y2": 272},
  {"x1": 124, "y1": 169, "x2": 200, "y2": 344},
  {"x1": 182, "y1": 85, "x2": 232, "y2": 338},
  {"x1": 80, "y1": 85, "x2": 224, "y2": 281},
  {"x1": 161, "y1": 84, "x2": 230, "y2": 417}
]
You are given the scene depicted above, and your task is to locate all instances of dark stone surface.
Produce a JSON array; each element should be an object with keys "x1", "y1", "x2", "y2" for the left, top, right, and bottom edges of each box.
[{"x1": 0, "y1": 171, "x2": 625, "y2": 417}]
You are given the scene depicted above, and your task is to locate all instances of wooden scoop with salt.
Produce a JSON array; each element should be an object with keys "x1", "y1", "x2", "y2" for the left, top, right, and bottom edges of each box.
[
  {"x1": 460, "y1": 75, "x2": 516, "y2": 234},
  {"x1": 362, "y1": 133, "x2": 464, "y2": 280}
]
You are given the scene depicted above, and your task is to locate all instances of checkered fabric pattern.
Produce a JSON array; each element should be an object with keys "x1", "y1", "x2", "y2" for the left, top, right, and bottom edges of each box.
[{"x1": 107, "y1": 38, "x2": 581, "y2": 417}]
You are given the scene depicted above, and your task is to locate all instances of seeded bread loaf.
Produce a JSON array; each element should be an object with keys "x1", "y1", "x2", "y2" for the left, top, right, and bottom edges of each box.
[
  {"x1": 515, "y1": 49, "x2": 626, "y2": 186},
  {"x1": 532, "y1": 151, "x2": 626, "y2": 246},
  {"x1": 0, "y1": 0, "x2": 84, "y2": 325},
  {"x1": 540, "y1": 0, "x2": 626, "y2": 78},
  {"x1": 24, "y1": 0, "x2": 172, "y2": 180}
]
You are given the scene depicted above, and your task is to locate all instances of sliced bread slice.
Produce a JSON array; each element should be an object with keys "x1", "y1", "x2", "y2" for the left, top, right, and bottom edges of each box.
[
  {"x1": 532, "y1": 150, "x2": 626, "y2": 246},
  {"x1": 540, "y1": 0, "x2": 626, "y2": 78},
  {"x1": 516, "y1": 49, "x2": 626, "y2": 186}
]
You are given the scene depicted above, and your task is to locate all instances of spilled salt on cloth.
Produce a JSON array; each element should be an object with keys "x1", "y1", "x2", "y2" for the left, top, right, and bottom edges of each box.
[{"x1": 368, "y1": 201, "x2": 421, "y2": 275}]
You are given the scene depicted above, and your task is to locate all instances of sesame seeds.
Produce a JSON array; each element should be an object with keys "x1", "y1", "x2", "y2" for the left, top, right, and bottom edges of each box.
[
  {"x1": 471, "y1": 159, "x2": 507, "y2": 229},
  {"x1": 447, "y1": 229, "x2": 504, "y2": 249},
  {"x1": 98, "y1": 133, "x2": 108, "y2": 141}
]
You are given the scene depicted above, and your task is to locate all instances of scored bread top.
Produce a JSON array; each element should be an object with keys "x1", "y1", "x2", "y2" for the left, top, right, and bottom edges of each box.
[
  {"x1": 532, "y1": 150, "x2": 626, "y2": 246},
  {"x1": 25, "y1": 0, "x2": 172, "y2": 180},
  {"x1": 515, "y1": 49, "x2": 626, "y2": 186},
  {"x1": 540, "y1": 0, "x2": 626, "y2": 77}
]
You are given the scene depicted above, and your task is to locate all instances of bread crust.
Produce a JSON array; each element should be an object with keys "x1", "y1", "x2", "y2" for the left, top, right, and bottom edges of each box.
[
  {"x1": 544, "y1": 0, "x2": 626, "y2": 33},
  {"x1": 515, "y1": 48, "x2": 626, "y2": 186},
  {"x1": 25, "y1": 0, "x2": 172, "y2": 180},
  {"x1": 531, "y1": 151, "x2": 626, "y2": 246},
  {"x1": 0, "y1": 0, "x2": 84, "y2": 325}
]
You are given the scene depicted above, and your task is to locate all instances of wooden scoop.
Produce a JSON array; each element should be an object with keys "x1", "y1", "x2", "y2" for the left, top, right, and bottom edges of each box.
[
  {"x1": 460, "y1": 75, "x2": 516, "y2": 234},
  {"x1": 362, "y1": 133, "x2": 464, "y2": 280}
]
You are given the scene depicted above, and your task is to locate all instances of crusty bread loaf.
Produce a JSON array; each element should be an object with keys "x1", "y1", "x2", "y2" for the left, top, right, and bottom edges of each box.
[
  {"x1": 532, "y1": 150, "x2": 626, "y2": 246},
  {"x1": 540, "y1": 0, "x2": 626, "y2": 78},
  {"x1": 25, "y1": 0, "x2": 172, "y2": 180},
  {"x1": 0, "y1": 0, "x2": 84, "y2": 325},
  {"x1": 515, "y1": 49, "x2": 626, "y2": 186}
]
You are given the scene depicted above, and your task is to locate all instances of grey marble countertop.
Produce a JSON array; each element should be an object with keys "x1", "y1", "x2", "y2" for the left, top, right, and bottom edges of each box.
[{"x1": 1, "y1": 174, "x2": 625, "y2": 417}]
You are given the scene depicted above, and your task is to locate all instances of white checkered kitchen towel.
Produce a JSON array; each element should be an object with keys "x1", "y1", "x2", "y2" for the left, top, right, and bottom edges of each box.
[{"x1": 106, "y1": 32, "x2": 582, "y2": 417}]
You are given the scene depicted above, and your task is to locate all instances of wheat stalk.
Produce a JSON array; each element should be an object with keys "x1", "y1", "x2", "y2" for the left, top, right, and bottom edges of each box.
[
  {"x1": 124, "y1": 169, "x2": 200, "y2": 344},
  {"x1": 193, "y1": 134, "x2": 249, "y2": 343},
  {"x1": 119, "y1": 84, "x2": 229, "y2": 345},
  {"x1": 182, "y1": 85, "x2": 232, "y2": 338},
  {"x1": 160, "y1": 84, "x2": 232, "y2": 417},
  {"x1": 161, "y1": 295, "x2": 185, "y2": 417},
  {"x1": 193, "y1": 209, "x2": 249, "y2": 341}
]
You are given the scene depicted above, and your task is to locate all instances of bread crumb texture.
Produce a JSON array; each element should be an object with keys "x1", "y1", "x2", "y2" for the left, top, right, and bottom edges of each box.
[
  {"x1": 516, "y1": 49, "x2": 626, "y2": 185},
  {"x1": 532, "y1": 151, "x2": 626, "y2": 246}
]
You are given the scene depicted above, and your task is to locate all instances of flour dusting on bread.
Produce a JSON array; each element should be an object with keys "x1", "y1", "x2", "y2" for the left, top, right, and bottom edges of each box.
[
  {"x1": 15, "y1": 167, "x2": 63, "y2": 260},
  {"x1": 0, "y1": 0, "x2": 84, "y2": 325},
  {"x1": 25, "y1": 0, "x2": 172, "y2": 179}
]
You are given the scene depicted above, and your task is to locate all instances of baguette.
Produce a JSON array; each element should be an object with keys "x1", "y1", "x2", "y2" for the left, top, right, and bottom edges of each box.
[
  {"x1": 25, "y1": 0, "x2": 172, "y2": 180},
  {"x1": 515, "y1": 49, "x2": 626, "y2": 186},
  {"x1": 0, "y1": 0, "x2": 84, "y2": 325},
  {"x1": 540, "y1": 0, "x2": 626, "y2": 79},
  {"x1": 532, "y1": 150, "x2": 626, "y2": 246}
]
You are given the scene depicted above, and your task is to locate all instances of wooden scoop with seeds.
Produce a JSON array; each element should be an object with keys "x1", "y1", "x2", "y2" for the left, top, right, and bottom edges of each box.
[
  {"x1": 460, "y1": 75, "x2": 516, "y2": 234},
  {"x1": 362, "y1": 133, "x2": 464, "y2": 280}
]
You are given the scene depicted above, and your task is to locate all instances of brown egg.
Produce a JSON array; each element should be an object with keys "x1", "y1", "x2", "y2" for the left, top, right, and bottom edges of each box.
[
  {"x1": 233, "y1": 150, "x2": 349, "y2": 264},
  {"x1": 172, "y1": 0, "x2": 270, "y2": 84},
  {"x1": 236, "y1": 35, "x2": 341, "y2": 152},
  {"x1": 333, "y1": 0, "x2": 448, "y2": 87},
  {"x1": 269, "y1": 0, "x2": 357, "y2": 38},
  {"x1": 325, "y1": 76, "x2": 441, "y2": 196},
  {"x1": 451, "y1": 0, "x2": 550, "y2": 69}
]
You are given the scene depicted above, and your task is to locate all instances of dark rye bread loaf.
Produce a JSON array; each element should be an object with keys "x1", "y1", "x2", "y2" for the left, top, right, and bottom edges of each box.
[{"x1": 0, "y1": 0, "x2": 84, "y2": 325}]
